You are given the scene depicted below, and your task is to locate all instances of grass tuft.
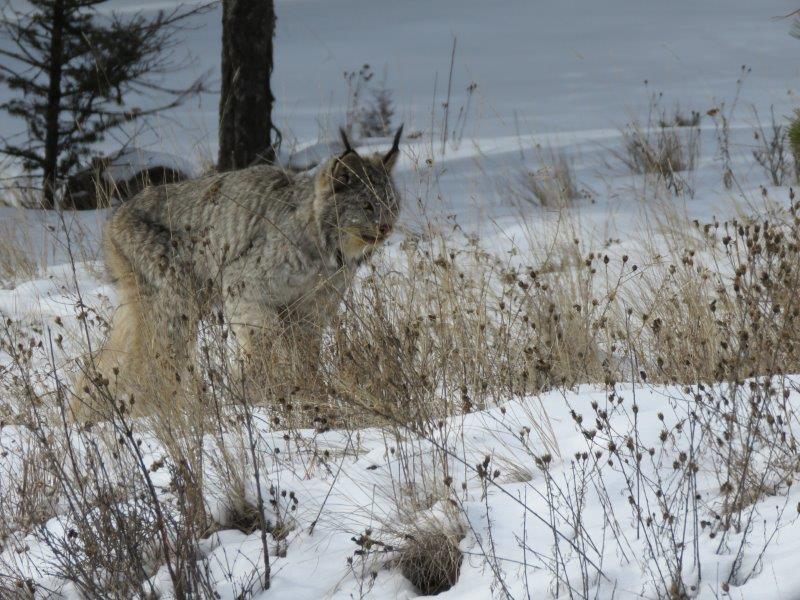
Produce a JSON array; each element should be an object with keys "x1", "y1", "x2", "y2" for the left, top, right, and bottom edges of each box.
[{"x1": 396, "y1": 520, "x2": 463, "y2": 595}]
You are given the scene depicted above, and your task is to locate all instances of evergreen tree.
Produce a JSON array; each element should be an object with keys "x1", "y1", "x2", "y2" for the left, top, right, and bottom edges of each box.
[{"x1": 0, "y1": 0, "x2": 209, "y2": 207}]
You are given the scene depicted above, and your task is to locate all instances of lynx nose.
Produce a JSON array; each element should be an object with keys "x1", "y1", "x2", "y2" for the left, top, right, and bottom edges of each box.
[{"x1": 378, "y1": 224, "x2": 391, "y2": 237}]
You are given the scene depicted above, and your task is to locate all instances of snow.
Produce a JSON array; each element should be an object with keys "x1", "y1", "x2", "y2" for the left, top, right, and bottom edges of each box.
[
  {"x1": 1, "y1": 214, "x2": 799, "y2": 598},
  {"x1": 101, "y1": 149, "x2": 199, "y2": 185},
  {"x1": 3, "y1": 350, "x2": 799, "y2": 599},
  {"x1": 2, "y1": 0, "x2": 800, "y2": 598}
]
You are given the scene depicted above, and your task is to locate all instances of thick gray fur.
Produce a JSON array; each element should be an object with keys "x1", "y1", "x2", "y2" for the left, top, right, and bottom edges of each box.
[{"x1": 74, "y1": 128, "x2": 402, "y2": 417}]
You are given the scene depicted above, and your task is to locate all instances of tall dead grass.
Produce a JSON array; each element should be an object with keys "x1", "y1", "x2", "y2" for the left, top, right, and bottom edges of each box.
[
  {"x1": 611, "y1": 96, "x2": 702, "y2": 197},
  {"x1": 0, "y1": 221, "x2": 44, "y2": 287},
  {"x1": 3, "y1": 121, "x2": 800, "y2": 596},
  {"x1": 516, "y1": 152, "x2": 581, "y2": 208}
]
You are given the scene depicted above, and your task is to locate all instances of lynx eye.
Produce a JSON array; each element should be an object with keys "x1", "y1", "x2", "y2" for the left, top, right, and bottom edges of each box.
[{"x1": 362, "y1": 201, "x2": 373, "y2": 213}]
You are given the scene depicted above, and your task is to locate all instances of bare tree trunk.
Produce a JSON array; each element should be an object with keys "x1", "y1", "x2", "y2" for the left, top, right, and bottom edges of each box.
[
  {"x1": 218, "y1": 0, "x2": 277, "y2": 171},
  {"x1": 43, "y1": 0, "x2": 66, "y2": 208}
]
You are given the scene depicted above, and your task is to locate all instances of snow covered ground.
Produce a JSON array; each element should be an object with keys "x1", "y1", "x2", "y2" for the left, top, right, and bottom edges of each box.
[
  {"x1": 3, "y1": 0, "x2": 800, "y2": 599},
  {"x1": 1, "y1": 250, "x2": 799, "y2": 598},
  {"x1": 4, "y1": 366, "x2": 800, "y2": 599}
]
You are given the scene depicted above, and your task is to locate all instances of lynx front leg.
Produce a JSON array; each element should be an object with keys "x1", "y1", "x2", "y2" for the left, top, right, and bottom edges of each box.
[
  {"x1": 280, "y1": 308, "x2": 324, "y2": 372},
  {"x1": 224, "y1": 301, "x2": 272, "y2": 362},
  {"x1": 225, "y1": 300, "x2": 325, "y2": 411},
  {"x1": 280, "y1": 309, "x2": 334, "y2": 427}
]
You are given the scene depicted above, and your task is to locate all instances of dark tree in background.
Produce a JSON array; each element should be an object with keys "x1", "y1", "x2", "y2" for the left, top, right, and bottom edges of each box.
[
  {"x1": 0, "y1": 0, "x2": 209, "y2": 208},
  {"x1": 218, "y1": 0, "x2": 279, "y2": 171}
]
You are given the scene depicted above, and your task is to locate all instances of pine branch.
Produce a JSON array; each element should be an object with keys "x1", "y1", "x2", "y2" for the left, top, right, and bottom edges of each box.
[
  {"x1": 0, "y1": 144, "x2": 44, "y2": 166},
  {"x1": 0, "y1": 46, "x2": 48, "y2": 70}
]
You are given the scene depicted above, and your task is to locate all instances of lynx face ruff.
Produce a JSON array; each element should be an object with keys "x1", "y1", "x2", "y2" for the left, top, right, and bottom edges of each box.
[{"x1": 74, "y1": 128, "x2": 403, "y2": 419}]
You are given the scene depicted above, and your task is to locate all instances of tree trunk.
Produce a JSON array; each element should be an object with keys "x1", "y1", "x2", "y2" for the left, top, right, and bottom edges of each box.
[
  {"x1": 218, "y1": 0, "x2": 277, "y2": 171},
  {"x1": 42, "y1": 0, "x2": 66, "y2": 208}
]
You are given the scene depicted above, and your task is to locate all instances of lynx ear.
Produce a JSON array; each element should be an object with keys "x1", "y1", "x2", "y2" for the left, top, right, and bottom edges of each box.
[
  {"x1": 327, "y1": 150, "x2": 360, "y2": 191},
  {"x1": 382, "y1": 124, "x2": 404, "y2": 169}
]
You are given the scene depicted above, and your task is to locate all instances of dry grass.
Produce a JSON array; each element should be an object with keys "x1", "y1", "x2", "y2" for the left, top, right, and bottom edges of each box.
[
  {"x1": 517, "y1": 152, "x2": 581, "y2": 208},
  {"x1": 394, "y1": 515, "x2": 463, "y2": 595},
  {"x1": 3, "y1": 192, "x2": 800, "y2": 596},
  {"x1": 610, "y1": 96, "x2": 701, "y2": 197},
  {"x1": 632, "y1": 208, "x2": 800, "y2": 383},
  {"x1": 657, "y1": 104, "x2": 701, "y2": 129},
  {"x1": 0, "y1": 232, "x2": 41, "y2": 288},
  {"x1": 324, "y1": 231, "x2": 617, "y2": 432},
  {"x1": 0, "y1": 215, "x2": 51, "y2": 288},
  {"x1": 614, "y1": 121, "x2": 700, "y2": 195},
  {"x1": 0, "y1": 163, "x2": 43, "y2": 209},
  {"x1": 3, "y1": 107, "x2": 800, "y2": 596},
  {"x1": 751, "y1": 105, "x2": 792, "y2": 186},
  {"x1": 1, "y1": 200, "x2": 799, "y2": 596}
]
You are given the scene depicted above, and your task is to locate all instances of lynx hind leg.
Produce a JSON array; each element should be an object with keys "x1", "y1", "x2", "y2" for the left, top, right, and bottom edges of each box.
[
  {"x1": 73, "y1": 283, "x2": 201, "y2": 421},
  {"x1": 71, "y1": 247, "x2": 152, "y2": 421}
]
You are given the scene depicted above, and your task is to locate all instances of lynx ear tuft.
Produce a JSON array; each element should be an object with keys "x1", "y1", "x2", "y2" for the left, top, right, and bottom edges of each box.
[
  {"x1": 339, "y1": 127, "x2": 355, "y2": 156},
  {"x1": 382, "y1": 124, "x2": 403, "y2": 169}
]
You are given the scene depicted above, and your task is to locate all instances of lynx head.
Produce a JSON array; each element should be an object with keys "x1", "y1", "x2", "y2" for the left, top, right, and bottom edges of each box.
[{"x1": 314, "y1": 126, "x2": 402, "y2": 263}]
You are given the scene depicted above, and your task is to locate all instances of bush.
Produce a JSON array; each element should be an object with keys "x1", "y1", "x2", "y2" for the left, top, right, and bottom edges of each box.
[
  {"x1": 788, "y1": 109, "x2": 800, "y2": 181},
  {"x1": 344, "y1": 64, "x2": 395, "y2": 139},
  {"x1": 517, "y1": 152, "x2": 580, "y2": 208},
  {"x1": 395, "y1": 518, "x2": 463, "y2": 595},
  {"x1": 752, "y1": 106, "x2": 791, "y2": 187},
  {"x1": 615, "y1": 121, "x2": 699, "y2": 195}
]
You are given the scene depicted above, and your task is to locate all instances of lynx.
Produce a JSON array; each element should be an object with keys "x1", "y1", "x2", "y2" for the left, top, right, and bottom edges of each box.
[{"x1": 73, "y1": 127, "x2": 403, "y2": 419}]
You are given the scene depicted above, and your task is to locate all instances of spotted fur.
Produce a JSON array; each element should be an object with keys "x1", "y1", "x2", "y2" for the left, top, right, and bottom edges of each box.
[{"x1": 73, "y1": 128, "x2": 402, "y2": 418}]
